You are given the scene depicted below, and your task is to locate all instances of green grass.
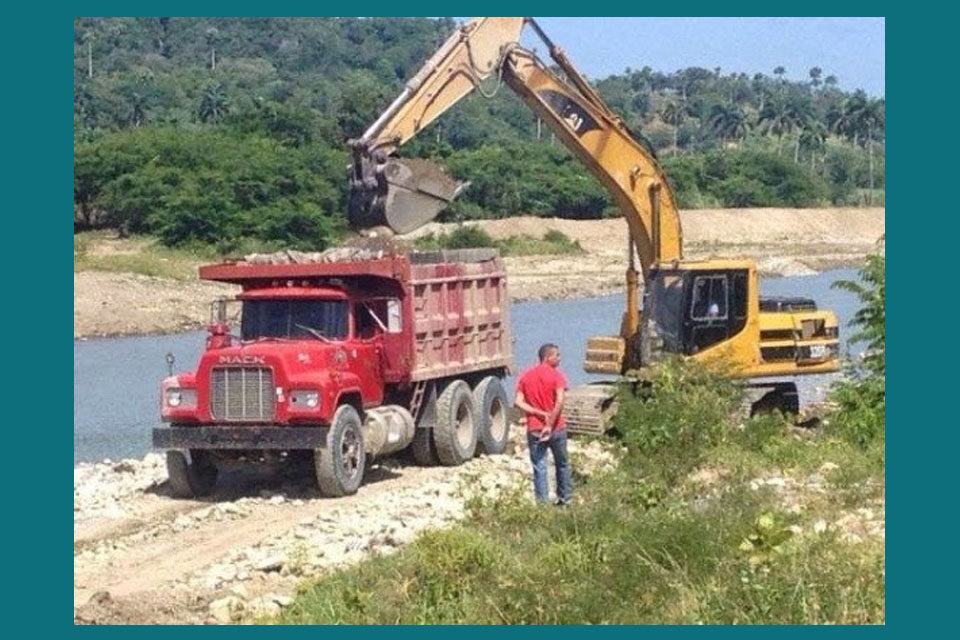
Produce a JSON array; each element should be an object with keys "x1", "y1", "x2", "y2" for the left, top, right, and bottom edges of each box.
[
  {"x1": 270, "y1": 360, "x2": 884, "y2": 625},
  {"x1": 414, "y1": 226, "x2": 584, "y2": 257}
]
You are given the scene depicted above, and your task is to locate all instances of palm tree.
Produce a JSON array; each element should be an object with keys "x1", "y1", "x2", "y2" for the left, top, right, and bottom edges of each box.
[
  {"x1": 799, "y1": 120, "x2": 828, "y2": 171},
  {"x1": 788, "y1": 98, "x2": 814, "y2": 163},
  {"x1": 809, "y1": 67, "x2": 823, "y2": 91},
  {"x1": 828, "y1": 92, "x2": 885, "y2": 204},
  {"x1": 830, "y1": 91, "x2": 868, "y2": 147},
  {"x1": 758, "y1": 97, "x2": 793, "y2": 155},
  {"x1": 759, "y1": 95, "x2": 811, "y2": 160},
  {"x1": 773, "y1": 66, "x2": 786, "y2": 96},
  {"x1": 130, "y1": 92, "x2": 147, "y2": 127},
  {"x1": 82, "y1": 30, "x2": 95, "y2": 78},
  {"x1": 752, "y1": 72, "x2": 769, "y2": 111},
  {"x1": 824, "y1": 75, "x2": 838, "y2": 90},
  {"x1": 205, "y1": 27, "x2": 220, "y2": 71},
  {"x1": 659, "y1": 100, "x2": 687, "y2": 153},
  {"x1": 862, "y1": 98, "x2": 885, "y2": 204},
  {"x1": 198, "y1": 84, "x2": 229, "y2": 123},
  {"x1": 708, "y1": 102, "x2": 749, "y2": 145}
]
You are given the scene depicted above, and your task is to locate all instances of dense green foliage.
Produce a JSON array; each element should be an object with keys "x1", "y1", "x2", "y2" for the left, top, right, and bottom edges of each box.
[
  {"x1": 75, "y1": 126, "x2": 346, "y2": 251},
  {"x1": 75, "y1": 17, "x2": 885, "y2": 249}
]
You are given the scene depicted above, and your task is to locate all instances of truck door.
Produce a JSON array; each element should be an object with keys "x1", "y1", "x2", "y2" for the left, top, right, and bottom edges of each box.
[
  {"x1": 352, "y1": 301, "x2": 386, "y2": 405},
  {"x1": 354, "y1": 298, "x2": 406, "y2": 389}
]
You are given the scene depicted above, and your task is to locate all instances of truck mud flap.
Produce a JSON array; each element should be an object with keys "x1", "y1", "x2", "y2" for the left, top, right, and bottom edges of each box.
[{"x1": 153, "y1": 426, "x2": 328, "y2": 450}]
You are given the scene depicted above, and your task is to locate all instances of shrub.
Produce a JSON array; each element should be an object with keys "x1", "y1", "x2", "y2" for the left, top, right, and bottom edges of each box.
[
  {"x1": 415, "y1": 227, "x2": 583, "y2": 256},
  {"x1": 614, "y1": 359, "x2": 741, "y2": 483},
  {"x1": 826, "y1": 245, "x2": 885, "y2": 448}
]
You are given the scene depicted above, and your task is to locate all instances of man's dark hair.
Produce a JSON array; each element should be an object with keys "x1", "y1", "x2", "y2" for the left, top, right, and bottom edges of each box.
[{"x1": 538, "y1": 343, "x2": 559, "y2": 361}]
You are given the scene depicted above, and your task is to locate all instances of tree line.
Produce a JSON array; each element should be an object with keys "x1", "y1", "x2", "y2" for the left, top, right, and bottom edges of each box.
[{"x1": 74, "y1": 17, "x2": 885, "y2": 249}]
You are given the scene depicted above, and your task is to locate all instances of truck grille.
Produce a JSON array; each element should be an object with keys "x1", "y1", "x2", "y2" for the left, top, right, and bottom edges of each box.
[{"x1": 210, "y1": 367, "x2": 275, "y2": 421}]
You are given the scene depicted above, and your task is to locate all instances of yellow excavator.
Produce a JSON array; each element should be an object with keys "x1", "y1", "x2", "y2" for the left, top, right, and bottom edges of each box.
[{"x1": 347, "y1": 17, "x2": 840, "y2": 433}]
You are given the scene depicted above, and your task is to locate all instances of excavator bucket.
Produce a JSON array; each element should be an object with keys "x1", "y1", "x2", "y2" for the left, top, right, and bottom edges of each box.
[{"x1": 348, "y1": 154, "x2": 465, "y2": 235}]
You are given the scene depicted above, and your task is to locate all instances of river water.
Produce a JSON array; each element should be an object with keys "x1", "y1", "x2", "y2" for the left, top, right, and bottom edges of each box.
[{"x1": 74, "y1": 268, "x2": 861, "y2": 464}]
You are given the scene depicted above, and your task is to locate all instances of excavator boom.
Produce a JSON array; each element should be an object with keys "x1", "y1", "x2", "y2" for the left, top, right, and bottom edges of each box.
[{"x1": 347, "y1": 17, "x2": 682, "y2": 281}]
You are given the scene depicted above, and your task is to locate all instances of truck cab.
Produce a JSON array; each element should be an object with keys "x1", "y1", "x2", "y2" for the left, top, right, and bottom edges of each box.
[{"x1": 161, "y1": 284, "x2": 399, "y2": 428}]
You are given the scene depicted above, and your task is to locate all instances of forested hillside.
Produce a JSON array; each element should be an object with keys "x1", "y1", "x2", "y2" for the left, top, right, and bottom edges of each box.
[{"x1": 74, "y1": 17, "x2": 885, "y2": 251}]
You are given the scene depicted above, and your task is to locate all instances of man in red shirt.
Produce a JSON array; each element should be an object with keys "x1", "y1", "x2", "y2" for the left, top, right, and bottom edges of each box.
[{"x1": 514, "y1": 343, "x2": 572, "y2": 506}]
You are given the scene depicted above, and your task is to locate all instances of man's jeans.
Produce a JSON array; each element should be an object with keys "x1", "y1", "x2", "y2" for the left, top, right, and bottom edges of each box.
[{"x1": 527, "y1": 429, "x2": 573, "y2": 504}]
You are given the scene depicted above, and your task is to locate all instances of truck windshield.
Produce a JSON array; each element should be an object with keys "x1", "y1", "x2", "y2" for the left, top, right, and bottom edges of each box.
[
  {"x1": 645, "y1": 271, "x2": 685, "y2": 353},
  {"x1": 241, "y1": 300, "x2": 348, "y2": 341}
]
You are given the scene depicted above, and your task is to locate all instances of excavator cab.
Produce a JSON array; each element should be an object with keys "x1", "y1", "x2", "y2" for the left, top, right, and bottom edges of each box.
[
  {"x1": 642, "y1": 264, "x2": 750, "y2": 359},
  {"x1": 585, "y1": 262, "x2": 752, "y2": 374}
]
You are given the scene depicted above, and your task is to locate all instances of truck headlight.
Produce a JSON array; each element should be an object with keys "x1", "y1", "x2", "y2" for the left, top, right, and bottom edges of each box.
[
  {"x1": 290, "y1": 390, "x2": 321, "y2": 409},
  {"x1": 165, "y1": 388, "x2": 197, "y2": 408}
]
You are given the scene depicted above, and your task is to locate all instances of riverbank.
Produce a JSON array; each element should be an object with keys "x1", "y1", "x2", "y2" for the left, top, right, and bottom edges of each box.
[{"x1": 74, "y1": 207, "x2": 884, "y2": 338}]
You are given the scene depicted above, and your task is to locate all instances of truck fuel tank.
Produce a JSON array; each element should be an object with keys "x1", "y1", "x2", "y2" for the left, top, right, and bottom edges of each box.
[{"x1": 363, "y1": 405, "x2": 416, "y2": 458}]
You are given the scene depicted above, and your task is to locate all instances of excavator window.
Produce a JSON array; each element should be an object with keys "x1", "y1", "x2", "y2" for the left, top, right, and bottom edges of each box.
[
  {"x1": 680, "y1": 270, "x2": 750, "y2": 354},
  {"x1": 732, "y1": 273, "x2": 748, "y2": 320},
  {"x1": 691, "y1": 275, "x2": 728, "y2": 321}
]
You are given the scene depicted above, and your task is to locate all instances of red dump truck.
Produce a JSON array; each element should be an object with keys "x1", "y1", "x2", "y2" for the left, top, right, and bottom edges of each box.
[{"x1": 153, "y1": 248, "x2": 513, "y2": 498}]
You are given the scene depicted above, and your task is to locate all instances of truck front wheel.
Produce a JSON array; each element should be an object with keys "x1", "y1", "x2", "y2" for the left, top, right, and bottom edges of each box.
[
  {"x1": 315, "y1": 404, "x2": 366, "y2": 497},
  {"x1": 474, "y1": 376, "x2": 510, "y2": 455},
  {"x1": 166, "y1": 450, "x2": 218, "y2": 499},
  {"x1": 434, "y1": 380, "x2": 478, "y2": 466}
]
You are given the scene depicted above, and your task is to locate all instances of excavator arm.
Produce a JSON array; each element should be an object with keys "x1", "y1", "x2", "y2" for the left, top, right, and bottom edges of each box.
[
  {"x1": 348, "y1": 17, "x2": 682, "y2": 286},
  {"x1": 348, "y1": 17, "x2": 526, "y2": 233}
]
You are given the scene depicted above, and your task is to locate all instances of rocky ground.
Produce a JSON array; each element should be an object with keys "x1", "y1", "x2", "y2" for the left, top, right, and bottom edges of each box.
[
  {"x1": 74, "y1": 208, "x2": 885, "y2": 338},
  {"x1": 74, "y1": 423, "x2": 884, "y2": 625},
  {"x1": 73, "y1": 425, "x2": 619, "y2": 624}
]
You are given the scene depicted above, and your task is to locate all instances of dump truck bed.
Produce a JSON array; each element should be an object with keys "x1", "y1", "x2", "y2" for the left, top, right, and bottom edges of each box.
[{"x1": 199, "y1": 248, "x2": 513, "y2": 382}]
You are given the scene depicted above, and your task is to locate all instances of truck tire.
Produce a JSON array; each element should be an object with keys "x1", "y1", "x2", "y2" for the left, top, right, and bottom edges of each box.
[
  {"x1": 411, "y1": 426, "x2": 439, "y2": 466},
  {"x1": 315, "y1": 404, "x2": 366, "y2": 497},
  {"x1": 473, "y1": 376, "x2": 510, "y2": 455},
  {"x1": 433, "y1": 380, "x2": 478, "y2": 466},
  {"x1": 166, "y1": 450, "x2": 217, "y2": 499}
]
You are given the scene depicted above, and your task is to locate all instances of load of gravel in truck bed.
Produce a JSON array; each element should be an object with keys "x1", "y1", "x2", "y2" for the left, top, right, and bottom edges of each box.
[{"x1": 244, "y1": 238, "x2": 499, "y2": 265}]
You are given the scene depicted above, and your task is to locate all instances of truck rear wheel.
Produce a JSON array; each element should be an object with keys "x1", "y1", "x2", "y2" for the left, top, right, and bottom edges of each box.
[
  {"x1": 315, "y1": 405, "x2": 366, "y2": 497},
  {"x1": 166, "y1": 450, "x2": 218, "y2": 499},
  {"x1": 473, "y1": 376, "x2": 510, "y2": 455},
  {"x1": 433, "y1": 380, "x2": 478, "y2": 466},
  {"x1": 411, "y1": 426, "x2": 439, "y2": 466}
]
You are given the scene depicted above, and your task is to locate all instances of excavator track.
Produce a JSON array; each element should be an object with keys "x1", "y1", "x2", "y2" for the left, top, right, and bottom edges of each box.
[{"x1": 565, "y1": 383, "x2": 619, "y2": 436}]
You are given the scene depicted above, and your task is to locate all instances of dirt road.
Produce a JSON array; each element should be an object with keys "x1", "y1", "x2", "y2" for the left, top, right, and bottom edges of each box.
[
  {"x1": 74, "y1": 208, "x2": 884, "y2": 338},
  {"x1": 73, "y1": 427, "x2": 617, "y2": 624}
]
